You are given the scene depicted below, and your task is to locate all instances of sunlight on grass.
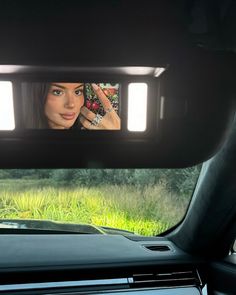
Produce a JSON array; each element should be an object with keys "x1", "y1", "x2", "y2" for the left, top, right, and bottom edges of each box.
[{"x1": 0, "y1": 181, "x2": 188, "y2": 236}]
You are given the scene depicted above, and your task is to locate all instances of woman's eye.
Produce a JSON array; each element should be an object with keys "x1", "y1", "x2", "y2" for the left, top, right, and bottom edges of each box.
[
  {"x1": 52, "y1": 89, "x2": 63, "y2": 96},
  {"x1": 75, "y1": 89, "x2": 83, "y2": 96},
  {"x1": 75, "y1": 89, "x2": 82, "y2": 96}
]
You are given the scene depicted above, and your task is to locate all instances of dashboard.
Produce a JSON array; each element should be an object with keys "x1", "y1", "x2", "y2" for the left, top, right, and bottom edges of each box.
[{"x1": 0, "y1": 234, "x2": 204, "y2": 294}]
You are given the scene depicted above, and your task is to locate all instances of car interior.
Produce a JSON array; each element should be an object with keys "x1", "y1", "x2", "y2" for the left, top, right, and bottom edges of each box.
[{"x1": 0, "y1": 1, "x2": 235, "y2": 295}]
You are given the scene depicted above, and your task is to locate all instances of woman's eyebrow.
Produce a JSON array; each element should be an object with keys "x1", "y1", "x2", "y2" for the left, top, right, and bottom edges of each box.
[
  {"x1": 74, "y1": 84, "x2": 84, "y2": 89},
  {"x1": 51, "y1": 84, "x2": 66, "y2": 89},
  {"x1": 51, "y1": 83, "x2": 84, "y2": 89}
]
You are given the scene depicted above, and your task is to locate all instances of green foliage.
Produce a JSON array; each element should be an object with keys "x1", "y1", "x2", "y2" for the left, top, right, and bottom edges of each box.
[
  {"x1": 0, "y1": 170, "x2": 11, "y2": 179},
  {"x1": 1, "y1": 169, "x2": 52, "y2": 179},
  {"x1": 0, "y1": 167, "x2": 202, "y2": 236},
  {"x1": 0, "y1": 179, "x2": 51, "y2": 191},
  {"x1": 159, "y1": 166, "x2": 201, "y2": 197},
  {"x1": 50, "y1": 169, "x2": 77, "y2": 186},
  {"x1": 0, "y1": 167, "x2": 201, "y2": 198},
  {"x1": 0, "y1": 181, "x2": 191, "y2": 236}
]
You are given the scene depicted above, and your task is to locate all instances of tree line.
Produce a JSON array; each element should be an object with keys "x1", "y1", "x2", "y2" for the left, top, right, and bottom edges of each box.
[{"x1": 0, "y1": 167, "x2": 201, "y2": 197}]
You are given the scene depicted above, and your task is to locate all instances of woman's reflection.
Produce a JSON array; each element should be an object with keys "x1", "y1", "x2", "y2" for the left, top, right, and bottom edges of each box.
[{"x1": 22, "y1": 83, "x2": 120, "y2": 130}]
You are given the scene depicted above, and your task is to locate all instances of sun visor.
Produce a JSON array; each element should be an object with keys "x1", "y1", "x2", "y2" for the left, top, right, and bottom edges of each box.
[{"x1": 0, "y1": 54, "x2": 234, "y2": 168}]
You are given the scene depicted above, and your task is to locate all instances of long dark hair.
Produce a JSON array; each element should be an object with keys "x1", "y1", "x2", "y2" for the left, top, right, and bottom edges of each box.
[{"x1": 21, "y1": 82, "x2": 85, "y2": 129}]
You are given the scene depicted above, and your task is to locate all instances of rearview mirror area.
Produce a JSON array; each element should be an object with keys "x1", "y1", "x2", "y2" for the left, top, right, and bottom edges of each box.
[
  {"x1": 0, "y1": 66, "x2": 164, "y2": 138},
  {"x1": 7, "y1": 80, "x2": 153, "y2": 134},
  {"x1": 0, "y1": 60, "x2": 234, "y2": 168},
  {"x1": 20, "y1": 82, "x2": 121, "y2": 131}
]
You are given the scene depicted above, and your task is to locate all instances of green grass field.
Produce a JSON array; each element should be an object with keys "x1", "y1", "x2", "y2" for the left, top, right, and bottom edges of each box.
[{"x1": 0, "y1": 179, "x2": 190, "y2": 236}]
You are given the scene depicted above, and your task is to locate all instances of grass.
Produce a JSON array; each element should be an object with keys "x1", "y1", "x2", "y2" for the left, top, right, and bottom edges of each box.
[{"x1": 0, "y1": 179, "x2": 190, "y2": 236}]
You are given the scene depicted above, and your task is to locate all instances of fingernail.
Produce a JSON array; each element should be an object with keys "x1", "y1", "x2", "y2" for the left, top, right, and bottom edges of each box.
[{"x1": 91, "y1": 83, "x2": 99, "y2": 90}]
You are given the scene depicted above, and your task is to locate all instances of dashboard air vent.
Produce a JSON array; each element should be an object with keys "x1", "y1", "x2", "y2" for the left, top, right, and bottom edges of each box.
[
  {"x1": 144, "y1": 245, "x2": 171, "y2": 251},
  {"x1": 130, "y1": 269, "x2": 201, "y2": 288}
]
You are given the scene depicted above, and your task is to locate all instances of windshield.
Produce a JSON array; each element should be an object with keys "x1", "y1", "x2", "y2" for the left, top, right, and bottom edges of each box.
[{"x1": 0, "y1": 167, "x2": 201, "y2": 236}]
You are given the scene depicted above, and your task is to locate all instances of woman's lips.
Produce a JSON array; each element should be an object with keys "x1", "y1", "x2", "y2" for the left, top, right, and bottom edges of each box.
[{"x1": 60, "y1": 113, "x2": 76, "y2": 120}]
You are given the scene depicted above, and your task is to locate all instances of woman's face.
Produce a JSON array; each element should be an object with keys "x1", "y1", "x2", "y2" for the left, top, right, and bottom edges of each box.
[{"x1": 45, "y1": 83, "x2": 84, "y2": 129}]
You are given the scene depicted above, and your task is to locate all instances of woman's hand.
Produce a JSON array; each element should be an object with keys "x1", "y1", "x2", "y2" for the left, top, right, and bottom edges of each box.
[{"x1": 79, "y1": 83, "x2": 121, "y2": 130}]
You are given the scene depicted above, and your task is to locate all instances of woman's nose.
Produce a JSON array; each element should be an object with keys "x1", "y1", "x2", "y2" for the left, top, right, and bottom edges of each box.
[{"x1": 64, "y1": 92, "x2": 75, "y2": 108}]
